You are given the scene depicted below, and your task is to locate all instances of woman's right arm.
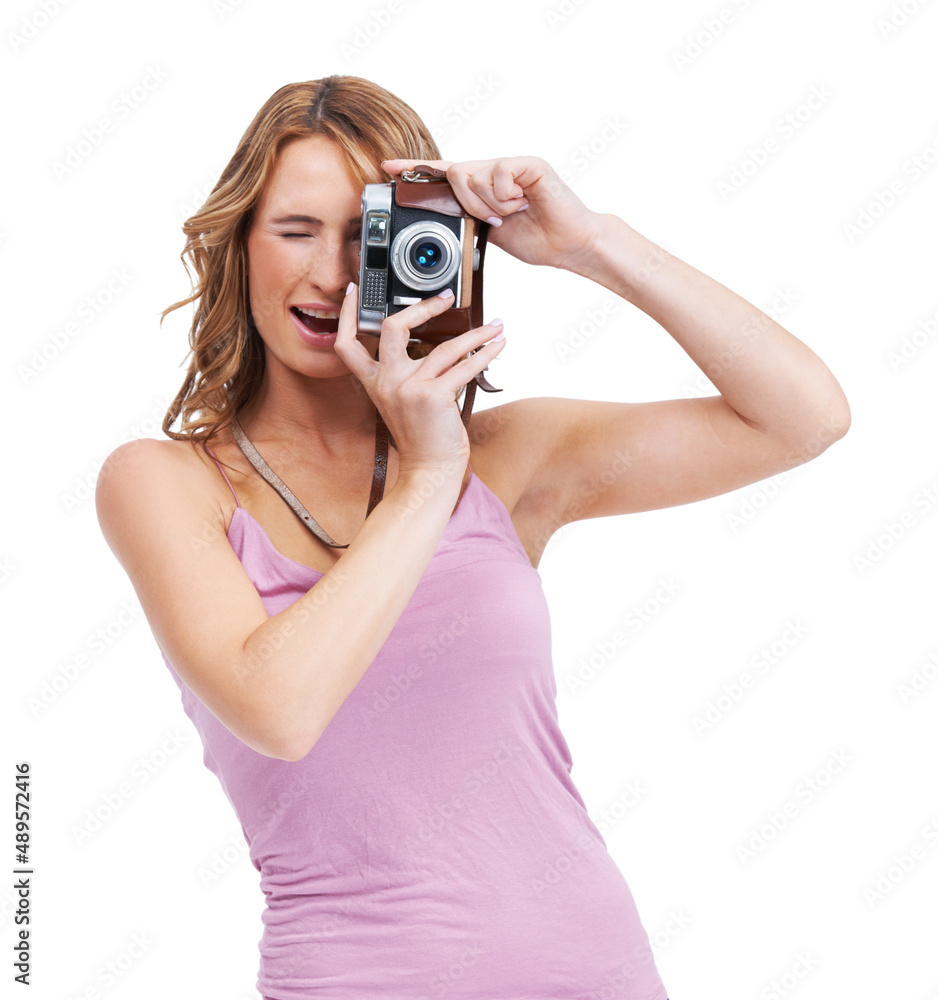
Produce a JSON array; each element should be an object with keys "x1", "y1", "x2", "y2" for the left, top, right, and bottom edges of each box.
[
  {"x1": 96, "y1": 290, "x2": 505, "y2": 763},
  {"x1": 96, "y1": 437, "x2": 467, "y2": 762}
]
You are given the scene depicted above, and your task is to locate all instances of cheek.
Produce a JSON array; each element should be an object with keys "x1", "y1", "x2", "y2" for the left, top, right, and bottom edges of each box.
[{"x1": 247, "y1": 239, "x2": 307, "y2": 324}]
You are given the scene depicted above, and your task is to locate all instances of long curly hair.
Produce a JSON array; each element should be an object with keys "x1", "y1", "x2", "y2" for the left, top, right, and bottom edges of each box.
[{"x1": 161, "y1": 75, "x2": 448, "y2": 449}]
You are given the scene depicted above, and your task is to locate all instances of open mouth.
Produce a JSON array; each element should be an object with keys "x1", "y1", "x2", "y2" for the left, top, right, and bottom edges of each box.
[{"x1": 291, "y1": 306, "x2": 340, "y2": 335}]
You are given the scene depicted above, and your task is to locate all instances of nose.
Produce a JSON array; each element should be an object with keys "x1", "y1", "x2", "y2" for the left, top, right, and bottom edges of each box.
[{"x1": 308, "y1": 236, "x2": 358, "y2": 300}]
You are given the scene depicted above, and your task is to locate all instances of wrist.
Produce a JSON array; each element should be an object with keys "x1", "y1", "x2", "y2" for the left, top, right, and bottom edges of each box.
[
  {"x1": 566, "y1": 214, "x2": 673, "y2": 301},
  {"x1": 394, "y1": 458, "x2": 467, "y2": 492}
]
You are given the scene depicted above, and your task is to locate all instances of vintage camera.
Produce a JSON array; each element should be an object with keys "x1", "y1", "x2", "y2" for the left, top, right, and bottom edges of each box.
[{"x1": 357, "y1": 166, "x2": 488, "y2": 345}]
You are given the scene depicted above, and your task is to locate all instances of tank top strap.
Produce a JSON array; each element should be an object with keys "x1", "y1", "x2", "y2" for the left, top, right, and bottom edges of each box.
[{"x1": 205, "y1": 444, "x2": 241, "y2": 508}]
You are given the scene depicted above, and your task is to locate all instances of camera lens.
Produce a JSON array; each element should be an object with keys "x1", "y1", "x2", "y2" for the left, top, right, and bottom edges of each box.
[
  {"x1": 410, "y1": 239, "x2": 446, "y2": 274},
  {"x1": 391, "y1": 221, "x2": 461, "y2": 291}
]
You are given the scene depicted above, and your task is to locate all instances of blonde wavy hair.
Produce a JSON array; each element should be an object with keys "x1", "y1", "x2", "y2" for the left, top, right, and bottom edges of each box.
[{"x1": 161, "y1": 75, "x2": 455, "y2": 449}]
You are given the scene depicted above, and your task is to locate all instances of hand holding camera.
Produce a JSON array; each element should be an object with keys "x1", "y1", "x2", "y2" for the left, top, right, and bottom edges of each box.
[
  {"x1": 336, "y1": 278, "x2": 506, "y2": 478},
  {"x1": 380, "y1": 155, "x2": 602, "y2": 273}
]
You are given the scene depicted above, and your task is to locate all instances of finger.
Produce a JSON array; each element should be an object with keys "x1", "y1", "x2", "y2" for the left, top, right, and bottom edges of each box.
[
  {"x1": 491, "y1": 161, "x2": 526, "y2": 203},
  {"x1": 417, "y1": 319, "x2": 506, "y2": 381},
  {"x1": 333, "y1": 282, "x2": 377, "y2": 379},
  {"x1": 445, "y1": 166, "x2": 506, "y2": 227},
  {"x1": 433, "y1": 324, "x2": 507, "y2": 394},
  {"x1": 376, "y1": 289, "x2": 459, "y2": 361}
]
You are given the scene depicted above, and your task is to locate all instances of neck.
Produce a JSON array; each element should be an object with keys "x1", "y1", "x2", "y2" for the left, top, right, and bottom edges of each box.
[{"x1": 235, "y1": 363, "x2": 377, "y2": 459}]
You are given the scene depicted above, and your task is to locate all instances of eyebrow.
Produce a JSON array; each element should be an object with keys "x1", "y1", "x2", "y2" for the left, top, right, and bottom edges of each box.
[{"x1": 270, "y1": 213, "x2": 361, "y2": 226}]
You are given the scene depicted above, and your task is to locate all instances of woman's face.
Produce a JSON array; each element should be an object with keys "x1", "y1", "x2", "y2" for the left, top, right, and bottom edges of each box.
[{"x1": 245, "y1": 135, "x2": 374, "y2": 376}]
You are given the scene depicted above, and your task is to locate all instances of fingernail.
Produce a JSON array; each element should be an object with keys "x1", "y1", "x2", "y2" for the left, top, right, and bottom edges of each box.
[
  {"x1": 491, "y1": 330, "x2": 505, "y2": 342},
  {"x1": 486, "y1": 216, "x2": 502, "y2": 227},
  {"x1": 439, "y1": 288, "x2": 455, "y2": 299},
  {"x1": 516, "y1": 203, "x2": 529, "y2": 212},
  {"x1": 487, "y1": 317, "x2": 503, "y2": 328},
  {"x1": 346, "y1": 281, "x2": 356, "y2": 296}
]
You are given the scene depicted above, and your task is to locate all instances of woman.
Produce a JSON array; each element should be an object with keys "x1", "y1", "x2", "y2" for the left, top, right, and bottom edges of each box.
[{"x1": 96, "y1": 75, "x2": 849, "y2": 999}]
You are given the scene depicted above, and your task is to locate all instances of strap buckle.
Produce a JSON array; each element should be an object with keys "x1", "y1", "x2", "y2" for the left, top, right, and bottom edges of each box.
[{"x1": 400, "y1": 165, "x2": 447, "y2": 183}]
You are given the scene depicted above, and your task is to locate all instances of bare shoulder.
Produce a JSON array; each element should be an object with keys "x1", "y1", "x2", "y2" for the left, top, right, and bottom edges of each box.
[{"x1": 95, "y1": 437, "x2": 230, "y2": 555}]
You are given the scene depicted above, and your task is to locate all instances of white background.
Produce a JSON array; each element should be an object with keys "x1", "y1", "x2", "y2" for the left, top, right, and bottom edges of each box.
[{"x1": 3, "y1": 0, "x2": 937, "y2": 998}]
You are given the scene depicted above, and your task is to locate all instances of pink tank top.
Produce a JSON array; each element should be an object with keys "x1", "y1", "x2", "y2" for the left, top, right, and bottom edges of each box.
[{"x1": 160, "y1": 452, "x2": 669, "y2": 1000}]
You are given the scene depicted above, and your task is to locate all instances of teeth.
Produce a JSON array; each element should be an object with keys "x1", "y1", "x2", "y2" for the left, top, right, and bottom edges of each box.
[{"x1": 295, "y1": 307, "x2": 339, "y2": 319}]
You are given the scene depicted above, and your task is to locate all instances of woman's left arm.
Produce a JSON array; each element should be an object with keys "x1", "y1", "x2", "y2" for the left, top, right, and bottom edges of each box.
[{"x1": 382, "y1": 156, "x2": 851, "y2": 522}]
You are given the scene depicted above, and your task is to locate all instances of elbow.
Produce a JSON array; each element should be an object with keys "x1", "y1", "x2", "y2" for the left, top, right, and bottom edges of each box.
[
  {"x1": 786, "y1": 395, "x2": 851, "y2": 466},
  {"x1": 271, "y1": 737, "x2": 316, "y2": 763},
  {"x1": 822, "y1": 387, "x2": 853, "y2": 447},
  {"x1": 232, "y1": 706, "x2": 321, "y2": 762},
  {"x1": 250, "y1": 733, "x2": 316, "y2": 763},
  {"x1": 257, "y1": 719, "x2": 323, "y2": 763},
  {"x1": 788, "y1": 363, "x2": 852, "y2": 459}
]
